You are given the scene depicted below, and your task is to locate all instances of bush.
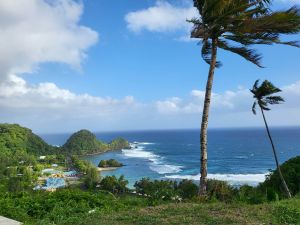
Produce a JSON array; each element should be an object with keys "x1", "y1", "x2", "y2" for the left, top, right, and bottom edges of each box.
[
  {"x1": 0, "y1": 189, "x2": 123, "y2": 224},
  {"x1": 72, "y1": 156, "x2": 93, "y2": 173},
  {"x1": 273, "y1": 203, "x2": 300, "y2": 225},
  {"x1": 207, "y1": 179, "x2": 235, "y2": 202},
  {"x1": 237, "y1": 185, "x2": 266, "y2": 204},
  {"x1": 259, "y1": 156, "x2": 300, "y2": 198},
  {"x1": 84, "y1": 166, "x2": 100, "y2": 189},
  {"x1": 176, "y1": 179, "x2": 198, "y2": 199},
  {"x1": 98, "y1": 159, "x2": 123, "y2": 168},
  {"x1": 100, "y1": 175, "x2": 128, "y2": 194},
  {"x1": 134, "y1": 178, "x2": 178, "y2": 204}
]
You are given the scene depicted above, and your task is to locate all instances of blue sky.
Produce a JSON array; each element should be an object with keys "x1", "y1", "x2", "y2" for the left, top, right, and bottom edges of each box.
[{"x1": 0, "y1": 0, "x2": 300, "y2": 133}]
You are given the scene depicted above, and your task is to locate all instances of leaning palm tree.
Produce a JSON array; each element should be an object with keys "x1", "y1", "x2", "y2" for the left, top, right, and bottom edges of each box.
[
  {"x1": 190, "y1": 0, "x2": 300, "y2": 195},
  {"x1": 251, "y1": 80, "x2": 292, "y2": 198}
]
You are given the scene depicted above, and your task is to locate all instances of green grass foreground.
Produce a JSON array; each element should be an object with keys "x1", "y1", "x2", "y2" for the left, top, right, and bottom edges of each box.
[
  {"x1": 0, "y1": 189, "x2": 299, "y2": 225},
  {"x1": 69, "y1": 197, "x2": 300, "y2": 225}
]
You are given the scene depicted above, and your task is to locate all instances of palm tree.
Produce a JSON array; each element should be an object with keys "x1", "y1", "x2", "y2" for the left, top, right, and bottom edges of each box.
[
  {"x1": 251, "y1": 80, "x2": 292, "y2": 198},
  {"x1": 190, "y1": 0, "x2": 300, "y2": 195}
]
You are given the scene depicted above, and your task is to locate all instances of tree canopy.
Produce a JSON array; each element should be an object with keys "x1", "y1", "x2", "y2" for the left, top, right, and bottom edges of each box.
[
  {"x1": 62, "y1": 130, "x2": 130, "y2": 155},
  {"x1": 0, "y1": 123, "x2": 56, "y2": 157}
]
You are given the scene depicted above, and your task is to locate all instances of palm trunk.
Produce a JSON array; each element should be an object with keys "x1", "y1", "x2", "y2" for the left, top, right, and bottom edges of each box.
[
  {"x1": 199, "y1": 39, "x2": 218, "y2": 196},
  {"x1": 260, "y1": 107, "x2": 292, "y2": 198}
]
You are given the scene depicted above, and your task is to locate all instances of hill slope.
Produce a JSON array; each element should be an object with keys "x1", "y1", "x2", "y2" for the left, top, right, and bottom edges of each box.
[
  {"x1": 0, "y1": 123, "x2": 56, "y2": 156},
  {"x1": 259, "y1": 156, "x2": 300, "y2": 197},
  {"x1": 62, "y1": 129, "x2": 130, "y2": 155}
]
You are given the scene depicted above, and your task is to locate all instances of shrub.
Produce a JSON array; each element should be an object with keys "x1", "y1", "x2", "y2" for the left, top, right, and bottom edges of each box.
[
  {"x1": 98, "y1": 159, "x2": 123, "y2": 168},
  {"x1": 134, "y1": 178, "x2": 177, "y2": 203},
  {"x1": 100, "y1": 175, "x2": 128, "y2": 194},
  {"x1": 84, "y1": 166, "x2": 100, "y2": 189},
  {"x1": 176, "y1": 179, "x2": 198, "y2": 199},
  {"x1": 238, "y1": 185, "x2": 266, "y2": 204},
  {"x1": 273, "y1": 203, "x2": 300, "y2": 225},
  {"x1": 207, "y1": 179, "x2": 235, "y2": 202},
  {"x1": 266, "y1": 187, "x2": 279, "y2": 202},
  {"x1": 259, "y1": 156, "x2": 300, "y2": 198}
]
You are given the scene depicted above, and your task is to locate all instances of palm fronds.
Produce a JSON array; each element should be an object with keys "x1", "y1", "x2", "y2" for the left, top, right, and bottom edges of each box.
[
  {"x1": 190, "y1": 0, "x2": 300, "y2": 67},
  {"x1": 250, "y1": 80, "x2": 284, "y2": 114}
]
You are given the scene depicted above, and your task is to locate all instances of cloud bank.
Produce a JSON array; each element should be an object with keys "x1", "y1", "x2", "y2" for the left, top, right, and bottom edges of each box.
[
  {"x1": 1, "y1": 75, "x2": 300, "y2": 132},
  {"x1": 1, "y1": 0, "x2": 300, "y2": 133},
  {"x1": 0, "y1": 0, "x2": 98, "y2": 82},
  {"x1": 125, "y1": 1, "x2": 197, "y2": 33}
]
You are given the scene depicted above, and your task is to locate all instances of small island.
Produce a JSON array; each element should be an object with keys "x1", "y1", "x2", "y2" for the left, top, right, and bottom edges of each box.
[
  {"x1": 62, "y1": 130, "x2": 130, "y2": 155},
  {"x1": 97, "y1": 159, "x2": 123, "y2": 171}
]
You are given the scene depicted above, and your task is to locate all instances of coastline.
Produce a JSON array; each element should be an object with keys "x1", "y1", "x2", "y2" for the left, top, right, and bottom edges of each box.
[
  {"x1": 97, "y1": 167, "x2": 120, "y2": 172},
  {"x1": 81, "y1": 148, "x2": 129, "y2": 157}
]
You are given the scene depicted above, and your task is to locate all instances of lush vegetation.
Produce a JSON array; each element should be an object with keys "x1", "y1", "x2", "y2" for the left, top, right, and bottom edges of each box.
[
  {"x1": 190, "y1": 0, "x2": 300, "y2": 195},
  {"x1": 0, "y1": 124, "x2": 130, "y2": 159},
  {"x1": 1, "y1": 123, "x2": 299, "y2": 224},
  {"x1": 259, "y1": 156, "x2": 300, "y2": 198},
  {"x1": 251, "y1": 80, "x2": 292, "y2": 198},
  {"x1": 100, "y1": 175, "x2": 128, "y2": 194},
  {"x1": 0, "y1": 158, "x2": 299, "y2": 224},
  {"x1": 62, "y1": 130, "x2": 130, "y2": 155},
  {"x1": 98, "y1": 159, "x2": 123, "y2": 168},
  {"x1": 0, "y1": 185, "x2": 299, "y2": 225},
  {"x1": 0, "y1": 123, "x2": 57, "y2": 157}
]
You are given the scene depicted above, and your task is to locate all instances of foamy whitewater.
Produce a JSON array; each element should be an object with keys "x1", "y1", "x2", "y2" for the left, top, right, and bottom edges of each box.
[
  {"x1": 125, "y1": 142, "x2": 266, "y2": 186},
  {"x1": 122, "y1": 143, "x2": 183, "y2": 175},
  {"x1": 42, "y1": 129, "x2": 300, "y2": 187},
  {"x1": 165, "y1": 173, "x2": 267, "y2": 186}
]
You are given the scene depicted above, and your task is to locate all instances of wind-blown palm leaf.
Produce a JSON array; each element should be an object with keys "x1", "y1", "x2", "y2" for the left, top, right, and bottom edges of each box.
[
  {"x1": 266, "y1": 96, "x2": 285, "y2": 104},
  {"x1": 192, "y1": 0, "x2": 299, "y2": 196},
  {"x1": 249, "y1": 79, "x2": 292, "y2": 198},
  {"x1": 201, "y1": 40, "x2": 222, "y2": 67},
  {"x1": 252, "y1": 101, "x2": 257, "y2": 114},
  {"x1": 250, "y1": 80, "x2": 284, "y2": 114},
  {"x1": 217, "y1": 40, "x2": 263, "y2": 67},
  {"x1": 191, "y1": 0, "x2": 300, "y2": 67}
]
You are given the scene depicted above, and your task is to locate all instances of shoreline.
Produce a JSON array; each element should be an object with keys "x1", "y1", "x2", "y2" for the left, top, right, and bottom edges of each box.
[
  {"x1": 97, "y1": 167, "x2": 121, "y2": 172},
  {"x1": 81, "y1": 148, "x2": 130, "y2": 157}
]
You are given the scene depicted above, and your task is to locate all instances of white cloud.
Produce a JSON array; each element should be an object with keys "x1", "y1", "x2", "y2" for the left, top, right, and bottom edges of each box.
[
  {"x1": 0, "y1": 75, "x2": 137, "y2": 113},
  {"x1": 154, "y1": 81, "x2": 300, "y2": 128},
  {"x1": 1, "y1": 78, "x2": 300, "y2": 132},
  {"x1": 156, "y1": 88, "x2": 252, "y2": 115},
  {"x1": 0, "y1": 75, "x2": 144, "y2": 132},
  {"x1": 125, "y1": 1, "x2": 197, "y2": 33},
  {"x1": 0, "y1": 0, "x2": 98, "y2": 82}
]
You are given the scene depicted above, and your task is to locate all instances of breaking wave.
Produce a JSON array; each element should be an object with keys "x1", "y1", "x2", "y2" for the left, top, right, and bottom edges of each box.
[
  {"x1": 165, "y1": 173, "x2": 268, "y2": 186},
  {"x1": 122, "y1": 142, "x2": 183, "y2": 174}
]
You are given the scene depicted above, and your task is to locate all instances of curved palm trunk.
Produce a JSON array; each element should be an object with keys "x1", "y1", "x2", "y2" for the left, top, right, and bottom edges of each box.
[
  {"x1": 199, "y1": 39, "x2": 218, "y2": 196},
  {"x1": 260, "y1": 107, "x2": 292, "y2": 198}
]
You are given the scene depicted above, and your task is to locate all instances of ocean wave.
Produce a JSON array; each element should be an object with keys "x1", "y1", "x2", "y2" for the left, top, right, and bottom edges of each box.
[
  {"x1": 234, "y1": 156, "x2": 249, "y2": 159},
  {"x1": 165, "y1": 173, "x2": 268, "y2": 186},
  {"x1": 150, "y1": 164, "x2": 183, "y2": 174},
  {"x1": 139, "y1": 142, "x2": 155, "y2": 145},
  {"x1": 122, "y1": 147, "x2": 158, "y2": 159},
  {"x1": 122, "y1": 143, "x2": 183, "y2": 175}
]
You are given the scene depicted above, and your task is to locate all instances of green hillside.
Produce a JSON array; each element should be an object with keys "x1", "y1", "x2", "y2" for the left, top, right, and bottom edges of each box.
[
  {"x1": 62, "y1": 129, "x2": 130, "y2": 155},
  {"x1": 259, "y1": 156, "x2": 300, "y2": 197},
  {"x1": 0, "y1": 123, "x2": 56, "y2": 156}
]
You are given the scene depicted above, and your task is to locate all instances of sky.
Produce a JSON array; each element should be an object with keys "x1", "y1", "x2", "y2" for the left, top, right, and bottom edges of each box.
[{"x1": 0, "y1": 0, "x2": 300, "y2": 133}]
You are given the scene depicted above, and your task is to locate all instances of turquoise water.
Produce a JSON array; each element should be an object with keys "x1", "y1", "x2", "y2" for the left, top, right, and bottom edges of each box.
[{"x1": 41, "y1": 128, "x2": 300, "y2": 187}]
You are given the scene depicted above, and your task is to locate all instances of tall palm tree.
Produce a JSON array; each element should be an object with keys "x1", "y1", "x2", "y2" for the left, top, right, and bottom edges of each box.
[
  {"x1": 251, "y1": 80, "x2": 292, "y2": 198},
  {"x1": 190, "y1": 0, "x2": 300, "y2": 195}
]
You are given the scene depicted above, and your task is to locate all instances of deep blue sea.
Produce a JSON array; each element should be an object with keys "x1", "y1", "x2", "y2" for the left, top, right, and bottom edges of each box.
[{"x1": 40, "y1": 128, "x2": 300, "y2": 187}]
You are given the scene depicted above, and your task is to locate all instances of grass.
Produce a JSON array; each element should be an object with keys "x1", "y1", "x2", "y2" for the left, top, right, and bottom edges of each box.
[
  {"x1": 72, "y1": 197, "x2": 300, "y2": 225},
  {"x1": 1, "y1": 189, "x2": 297, "y2": 225}
]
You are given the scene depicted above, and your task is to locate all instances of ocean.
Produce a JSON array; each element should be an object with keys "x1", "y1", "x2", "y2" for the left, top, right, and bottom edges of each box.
[{"x1": 40, "y1": 128, "x2": 300, "y2": 187}]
